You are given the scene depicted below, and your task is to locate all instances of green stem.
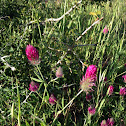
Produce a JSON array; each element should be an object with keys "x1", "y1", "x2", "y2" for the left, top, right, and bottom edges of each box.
[
  {"x1": 36, "y1": 65, "x2": 44, "y2": 81},
  {"x1": 16, "y1": 78, "x2": 21, "y2": 126},
  {"x1": 87, "y1": 114, "x2": 91, "y2": 125},
  {"x1": 48, "y1": 77, "x2": 58, "y2": 85},
  {"x1": 36, "y1": 91, "x2": 43, "y2": 99},
  {"x1": 38, "y1": 84, "x2": 47, "y2": 112}
]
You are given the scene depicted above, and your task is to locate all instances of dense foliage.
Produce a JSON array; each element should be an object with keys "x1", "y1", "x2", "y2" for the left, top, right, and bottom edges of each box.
[{"x1": 0, "y1": 0, "x2": 126, "y2": 125}]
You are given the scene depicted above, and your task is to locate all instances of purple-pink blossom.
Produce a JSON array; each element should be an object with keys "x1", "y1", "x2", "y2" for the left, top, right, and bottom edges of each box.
[
  {"x1": 88, "y1": 106, "x2": 95, "y2": 115},
  {"x1": 101, "y1": 118, "x2": 114, "y2": 126},
  {"x1": 100, "y1": 120, "x2": 108, "y2": 126},
  {"x1": 25, "y1": 44, "x2": 40, "y2": 65},
  {"x1": 107, "y1": 118, "x2": 114, "y2": 126},
  {"x1": 122, "y1": 75, "x2": 126, "y2": 83},
  {"x1": 49, "y1": 94, "x2": 57, "y2": 105},
  {"x1": 80, "y1": 65, "x2": 97, "y2": 92},
  {"x1": 56, "y1": 66, "x2": 63, "y2": 78},
  {"x1": 86, "y1": 93, "x2": 92, "y2": 101},
  {"x1": 85, "y1": 65, "x2": 97, "y2": 82},
  {"x1": 119, "y1": 87, "x2": 126, "y2": 96},
  {"x1": 107, "y1": 85, "x2": 114, "y2": 96},
  {"x1": 103, "y1": 26, "x2": 108, "y2": 34},
  {"x1": 29, "y1": 81, "x2": 39, "y2": 92}
]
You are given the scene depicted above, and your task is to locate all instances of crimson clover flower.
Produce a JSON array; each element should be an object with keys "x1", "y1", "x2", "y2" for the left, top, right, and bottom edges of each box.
[
  {"x1": 107, "y1": 118, "x2": 114, "y2": 126},
  {"x1": 119, "y1": 87, "x2": 126, "y2": 96},
  {"x1": 100, "y1": 120, "x2": 108, "y2": 126},
  {"x1": 88, "y1": 105, "x2": 96, "y2": 115},
  {"x1": 103, "y1": 26, "x2": 108, "y2": 34},
  {"x1": 29, "y1": 81, "x2": 39, "y2": 92},
  {"x1": 26, "y1": 44, "x2": 40, "y2": 65},
  {"x1": 49, "y1": 94, "x2": 57, "y2": 105},
  {"x1": 80, "y1": 65, "x2": 97, "y2": 92},
  {"x1": 107, "y1": 85, "x2": 114, "y2": 96},
  {"x1": 101, "y1": 118, "x2": 114, "y2": 126},
  {"x1": 122, "y1": 75, "x2": 126, "y2": 83},
  {"x1": 85, "y1": 65, "x2": 97, "y2": 82}
]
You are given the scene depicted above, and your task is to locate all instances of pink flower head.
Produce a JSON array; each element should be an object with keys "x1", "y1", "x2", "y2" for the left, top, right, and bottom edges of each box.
[
  {"x1": 56, "y1": 66, "x2": 63, "y2": 78},
  {"x1": 101, "y1": 120, "x2": 108, "y2": 126},
  {"x1": 119, "y1": 87, "x2": 126, "y2": 96},
  {"x1": 122, "y1": 75, "x2": 126, "y2": 83},
  {"x1": 88, "y1": 106, "x2": 96, "y2": 115},
  {"x1": 107, "y1": 85, "x2": 114, "y2": 96},
  {"x1": 85, "y1": 65, "x2": 97, "y2": 82},
  {"x1": 49, "y1": 94, "x2": 57, "y2": 105},
  {"x1": 25, "y1": 44, "x2": 40, "y2": 65},
  {"x1": 29, "y1": 81, "x2": 39, "y2": 92},
  {"x1": 107, "y1": 118, "x2": 114, "y2": 126},
  {"x1": 103, "y1": 26, "x2": 108, "y2": 34},
  {"x1": 80, "y1": 75, "x2": 96, "y2": 92},
  {"x1": 86, "y1": 93, "x2": 92, "y2": 101}
]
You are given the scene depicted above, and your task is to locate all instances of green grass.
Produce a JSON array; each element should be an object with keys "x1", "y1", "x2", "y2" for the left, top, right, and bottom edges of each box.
[{"x1": 0, "y1": 0, "x2": 126, "y2": 125}]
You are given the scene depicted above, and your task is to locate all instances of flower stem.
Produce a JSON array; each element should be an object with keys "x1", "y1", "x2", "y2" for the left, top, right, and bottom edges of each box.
[
  {"x1": 36, "y1": 91, "x2": 43, "y2": 99},
  {"x1": 16, "y1": 78, "x2": 21, "y2": 126},
  {"x1": 36, "y1": 65, "x2": 44, "y2": 80}
]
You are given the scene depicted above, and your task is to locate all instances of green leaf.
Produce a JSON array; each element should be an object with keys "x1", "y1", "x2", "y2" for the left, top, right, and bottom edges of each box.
[
  {"x1": 31, "y1": 77, "x2": 43, "y2": 82},
  {"x1": 99, "y1": 68, "x2": 108, "y2": 83},
  {"x1": 25, "y1": 120, "x2": 30, "y2": 126},
  {"x1": 57, "y1": 121, "x2": 62, "y2": 126},
  {"x1": 44, "y1": 96, "x2": 49, "y2": 102},
  {"x1": 11, "y1": 103, "x2": 14, "y2": 120},
  {"x1": 67, "y1": 20, "x2": 72, "y2": 29},
  {"x1": 34, "y1": 71, "x2": 42, "y2": 81},
  {"x1": 98, "y1": 99, "x2": 105, "y2": 112},
  {"x1": 40, "y1": 122, "x2": 46, "y2": 126}
]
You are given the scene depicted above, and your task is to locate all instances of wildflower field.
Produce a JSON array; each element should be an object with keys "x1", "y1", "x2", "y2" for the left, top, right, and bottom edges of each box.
[{"x1": 0, "y1": 0, "x2": 126, "y2": 125}]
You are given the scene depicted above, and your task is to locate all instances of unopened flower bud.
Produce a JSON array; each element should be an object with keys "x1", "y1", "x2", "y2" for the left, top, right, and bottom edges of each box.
[
  {"x1": 107, "y1": 118, "x2": 114, "y2": 126},
  {"x1": 107, "y1": 85, "x2": 114, "y2": 96},
  {"x1": 88, "y1": 105, "x2": 95, "y2": 115},
  {"x1": 122, "y1": 75, "x2": 126, "y2": 83},
  {"x1": 119, "y1": 87, "x2": 126, "y2": 96},
  {"x1": 100, "y1": 120, "x2": 107, "y2": 126},
  {"x1": 103, "y1": 26, "x2": 108, "y2": 34},
  {"x1": 29, "y1": 81, "x2": 39, "y2": 92},
  {"x1": 86, "y1": 93, "x2": 92, "y2": 101},
  {"x1": 56, "y1": 66, "x2": 63, "y2": 78},
  {"x1": 49, "y1": 94, "x2": 57, "y2": 105}
]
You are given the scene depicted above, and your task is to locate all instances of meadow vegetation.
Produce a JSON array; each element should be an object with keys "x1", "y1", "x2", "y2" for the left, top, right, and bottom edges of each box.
[{"x1": 0, "y1": 0, "x2": 126, "y2": 125}]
